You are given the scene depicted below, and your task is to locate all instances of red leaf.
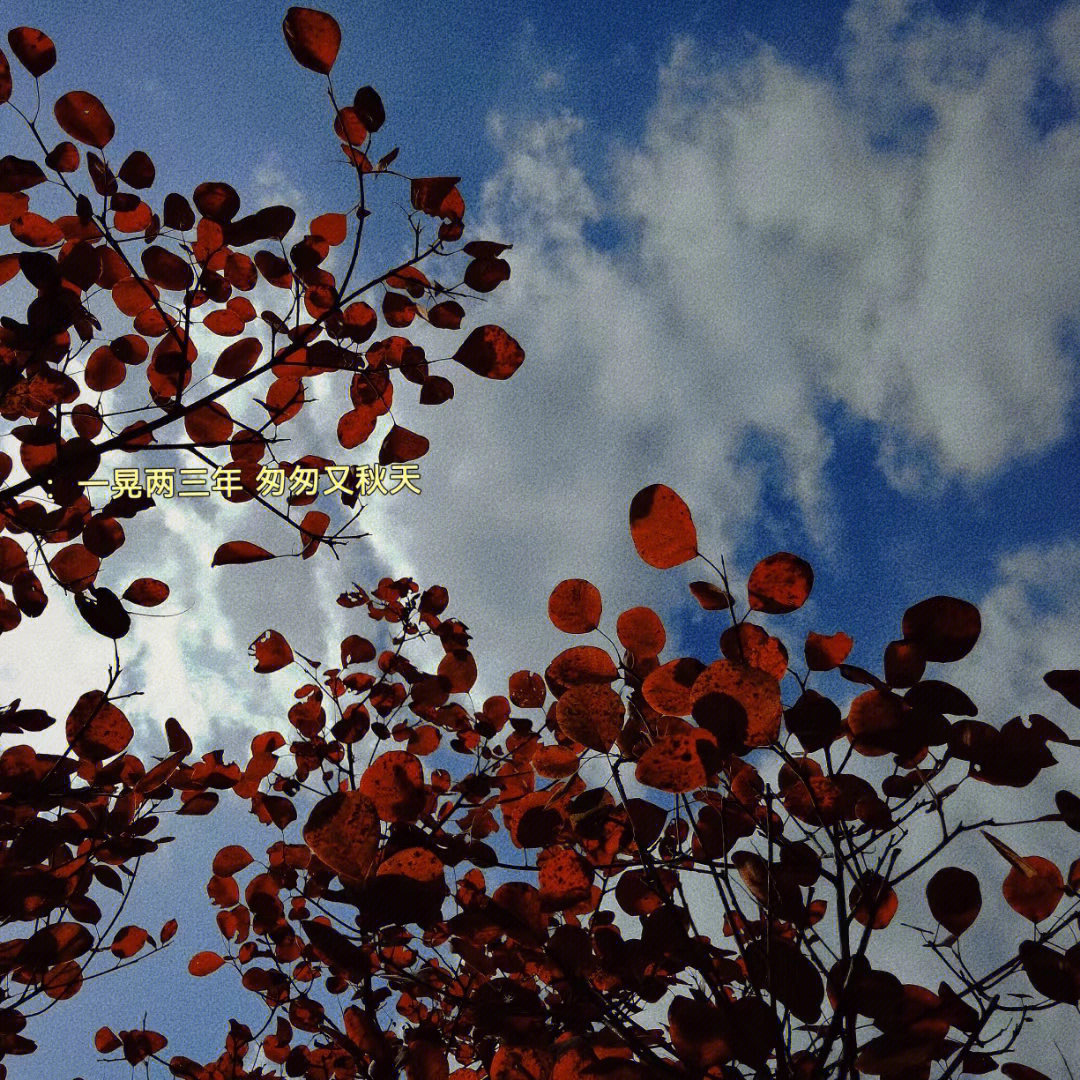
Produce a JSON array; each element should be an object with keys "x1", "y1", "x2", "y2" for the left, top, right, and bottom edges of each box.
[
  {"x1": 45, "y1": 141, "x2": 79, "y2": 172},
  {"x1": 636, "y1": 730, "x2": 716, "y2": 793},
  {"x1": 805, "y1": 631, "x2": 853, "y2": 671},
  {"x1": 212, "y1": 541, "x2": 274, "y2": 566},
  {"x1": 379, "y1": 424, "x2": 429, "y2": 465},
  {"x1": 453, "y1": 324, "x2": 524, "y2": 380},
  {"x1": 310, "y1": 211, "x2": 347, "y2": 244},
  {"x1": 361, "y1": 751, "x2": 426, "y2": 823},
  {"x1": 213, "y1": 845, "x2": 254, "y2": 876},
  {"x1": 282, "y1": 7, "x2": 341, "y2": 74},
  {"x1": 110, "y1": 925, "x2": 149, "y2": 959},
  {"x1": 1003, "y1": 856, "x2": 1064, "y2": 923},
  {"x1": 545, "y1": 645, "x2": 619, "y2": 692},
  {"x1": 300, "y1": 510, "x2": 330, "y2": 559},
  {"x1": 406, "y1": 1038, "x2": 450, "y2": 1080},
  {"x1": 0, "y1": 49, "x2": 11, "y2": 105},
  {"x1": 641, "y1": 657, "x2": 706, "y2": 716},
  {"x1": 846, "y1": 689, "x2": 903, "y2": 756},
  {"x1": 692, "y1": 660, "x2": 782, "y2": 747},
  {"x1": 303, "y1": 790, "x2": 380, "y2": 882},
  {"x1": 902, "y1": 595, "x2": 981, "y2": 663},
  {"x1": 8, "y1": 28, "x2": 56, "y2": 77},
  {"x1": 548, "y1": 578, "x2": 602, "y2": 634},
  {"x1": 122, "y1": 577, "x2": 170, "y2": 607},
  {"x1": 1017, "y1": 941, "x2": 1080, "y2": 1004},
  {"x1": 419, "y1": 375, "x2": 454, "y2": 405},
  {"x1": 616, "y1": 606, "x2": 666, "y2": 658},
  {"x1": 427, "y1": 300, "x2": 464, "y2": 329},
  {"x1": 438, "y1": 649, "x2": 477, "y2": 693},
  {"x1": 50, "y1": 543, "x2": 99, "y2": 590},
  {"x1": 118, "y1": 150, "x2": 155, "y2": 188},
  {"x1": 464, "y1": 257, "x2": 510, "y2": 292},
  {"x1": 11, "y1": 211, "x2": 63, "y2": 247},
  {"x1": 747, "y1": 552, "x2": 813, "y2": 614},
  {"x1": 334, "y1": 106, "x2": 368, "y2": 146},
  {"x1": 490, "y1": 1049, "x2": 554, "y2": 1080},
  {"x1": 411, "y1": 176, "x2": 461, "y2": 217},
  {"x1": 0, "y1": 155, "x2": 46, "y2": 191},
  {"x1": 213, "y1": 337, "x2": 263, "y2": 379},
  {"x1": 204, "y1": 308, "x2": 245, "y2": 336},
  {"x1": 66, "y1": 689, "x2": 133, "y2": 761},
  {"x1": 689, "y1": 580, "x2": 732, "y2": 610},
  {"x1": 532, "y1": 745, "x2": 581, "y2": 779},
  {"x1": 54, "y1": 91, "x2": 114, "y2": 148},
  {"x1": 264, "y1": 375, "x2": 305, "y2": 423},
  {"x1": 184, "y1": 402, "x2": 233, "y2": 445},
  {"x1": 96, "y1": 1027, "x2": 121, "y2": 1053},
  {"x1": 926, "y1": 867, "x2": 981, "y2": 936},
  {"x1": 883, "y1": 639, "x2": 925, "y2": 687},
  {"x1": 353, "y1": 86, "x2": 385, "y2": 131},
  {"x1": 849, "y1": 872, "x2": 898, "y2": 929},
  {"x1": 188, "y1": 951, "x2": 225, "y2": 976},
  {"x1": 508, "y1": 670, "x2": 546, "y2": 708},
  {"x1": 193, "y1": 181, "x2": 240, "y2": 223},
  {"x1": 42, "y1": 961, "x2": 82, "y2": 1000},
  {"x1": 629, "y1": 484, "x2": 697, "y2": 569},
  {"x1": 538, "y1": 846, "x2": 593, "y2": 910},
  {"x1": 668, "y1": 996, "x2": 733, "y2": 1069},
  {"x1": 142, "y1": 246, "x2": 193, "y2": 291},
  {"x1": 337, "y1": 407, "x2": 376, "y2": 450},
  {"x1": 341, "y1": 634, "x2": 376, "y2": 666},
  {"x1": 251, "y1": 629, "x2": 293, "y2": 674},
  {"x1": 720, "y1": 623, "x2": 788, "y2": 681},
  {"x1": 382, "y1": 291, "x2": 416, "y2": 327},
  {"x1": 555, "y1": 683, "x2": 624, "y2": 752}
]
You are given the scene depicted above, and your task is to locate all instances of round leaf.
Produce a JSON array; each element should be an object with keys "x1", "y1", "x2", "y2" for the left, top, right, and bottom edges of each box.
[
  {"x1": 282, "y1": 7, "x2": 341, "y2": 74},
  {"x1": 548, "y1": 578, "x2": 602, "y2": 634},
  {"x1": 8, "y1": 28, "x2": 56, "y2": 77},
  {"x1": 616, "y1": 605, "x2": 666, "y2": 658},
  {"x1": 926, "y1": 867, "x2": 981, "y2": 936},
  {"x1": 251, "y1": 629, "x2": 292, "y2": 673},
  {"x1": 303, "y1": 790, "x2": 380, "y2": 882},
  {"x1": 629, "y1": 484, "x2": 697, "y2": 569},
  {"x1": 805, "y1": 631, "x2": 853, "y2": 671},
  {"x1": 901, "y1": 596, "x2": 981, "y2": 663},
  {"x1": 54, "y1": 90, "x2": 114, "y2": 148},
  {"x1": 1003, "y1": 856, "x2": 1064, "y2": 923},
  {"x1": 555, "y1": 683, "x2": 624, "y2": 752},
  {"x1": 66, "y1": 689, "x2": 133, "y2": 761},
  {"x1": 747, "y1": 552, "x2": 813, "y2": 614}
]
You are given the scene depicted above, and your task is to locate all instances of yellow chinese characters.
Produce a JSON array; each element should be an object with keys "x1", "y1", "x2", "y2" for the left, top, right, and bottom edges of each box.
[{"x1": 78, "y1": 463, "x2": 422, "y2": 498}]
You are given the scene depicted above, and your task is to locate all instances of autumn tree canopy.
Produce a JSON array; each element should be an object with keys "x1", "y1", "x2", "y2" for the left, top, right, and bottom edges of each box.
[{"x1": 0, "y1": 6, "x2": 522, "y2": 641}]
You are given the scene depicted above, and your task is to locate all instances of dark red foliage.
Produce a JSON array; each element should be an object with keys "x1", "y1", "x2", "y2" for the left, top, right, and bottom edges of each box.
[{"x1": 0, "y1": 7, "x2": 521, "y2": 645}]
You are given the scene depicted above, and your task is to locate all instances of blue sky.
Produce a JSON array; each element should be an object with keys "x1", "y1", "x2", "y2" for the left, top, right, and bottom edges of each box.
[{"x1": 4, "y1": 0, "x2": 1080, "y2": 1075}]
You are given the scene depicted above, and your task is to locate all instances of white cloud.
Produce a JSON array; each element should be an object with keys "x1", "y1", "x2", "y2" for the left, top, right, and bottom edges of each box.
[
  {"x1": 952, "y1": 538, "x2": 1080, "y2": 726},
  {"x1": 359, "y1": 0, "x2": 1080, "y2": 696}
]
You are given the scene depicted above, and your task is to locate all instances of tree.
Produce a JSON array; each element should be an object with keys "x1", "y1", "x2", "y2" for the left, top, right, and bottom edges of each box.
[
  {"x1": 3, "y1": 9, "x2": 1079, "y2": 1080},
  {"x1": 0, "y1": 5, "x2": 520, "y2": 1072},
  {"x1": 0, "y1": 8, "x2": 523, "y2": 641},
  {"x1": 87, "y1": 486, "x2": 1080, "y2": 1080}
]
